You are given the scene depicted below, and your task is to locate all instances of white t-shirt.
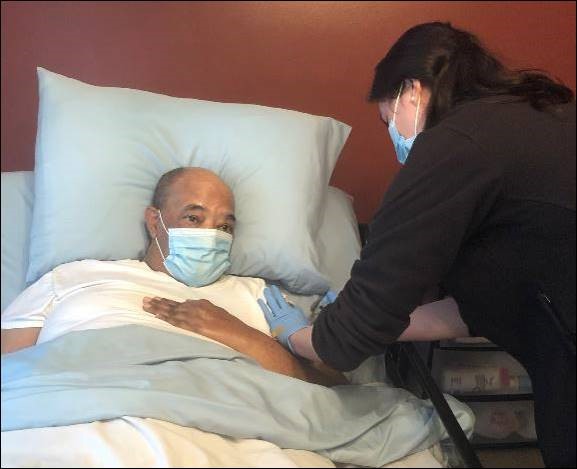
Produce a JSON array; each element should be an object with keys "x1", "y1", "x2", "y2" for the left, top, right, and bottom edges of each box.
[{"x1": 1, "y1": 259, "x2": 271, "y2": 347}]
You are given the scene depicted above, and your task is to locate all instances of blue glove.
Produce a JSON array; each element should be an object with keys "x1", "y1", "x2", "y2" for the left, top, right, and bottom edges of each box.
[
  {"x1": 318, "y1": 289, "x2": 337, "y2": 309},
  {"x1": 310, "y1": 289, "x2": 338, "y2": 315},
  {"x1": 257, "y1": 285, "x2": 310, "y2": 350}
]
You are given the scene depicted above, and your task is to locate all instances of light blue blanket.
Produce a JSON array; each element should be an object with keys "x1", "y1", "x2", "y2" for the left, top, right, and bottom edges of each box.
[{"x1": 1, "y1": 325, "x2": 473, "y2": 466}]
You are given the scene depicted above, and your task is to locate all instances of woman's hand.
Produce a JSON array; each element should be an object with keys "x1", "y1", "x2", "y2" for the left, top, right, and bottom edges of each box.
[
  {"x1": 142, "y1": 296, "x2": 250, "y2": 345},
  {"x1": 257, "y1": 285, "x2": 310, "y2": 350}
]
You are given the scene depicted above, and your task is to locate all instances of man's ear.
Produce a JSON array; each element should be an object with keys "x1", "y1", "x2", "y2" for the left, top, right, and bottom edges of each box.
[{"x1": 144, "y1": 206, "x2": 160, "y2": 239}]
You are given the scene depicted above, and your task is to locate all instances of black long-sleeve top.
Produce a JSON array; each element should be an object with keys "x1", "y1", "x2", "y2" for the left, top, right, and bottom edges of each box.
[{"x1": 313, "y1": 96, "x2": 576, "y2": 371}]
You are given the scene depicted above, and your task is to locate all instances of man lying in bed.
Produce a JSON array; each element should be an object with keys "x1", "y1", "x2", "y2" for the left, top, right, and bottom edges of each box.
[{"x1": 0, "y1": 167, "x2": 346, "y2": 386}]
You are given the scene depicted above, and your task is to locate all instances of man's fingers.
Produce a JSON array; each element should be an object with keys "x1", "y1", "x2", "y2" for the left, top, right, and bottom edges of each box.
[
  {"x1": 152, "y1": 297, "x2": 179, "y2": 306},
  {"x1": 157, "y1": 314, "x2": 176, "y2": 326},
  {"x1": 154, "y1": 309, "x2": 179, "y2": 322},
  {"x1": 143, "y1": 297, "x2": 177, "y2": 315},
  {"x1": 152, "y1": 302, "x2": 173, "y2": 314}
]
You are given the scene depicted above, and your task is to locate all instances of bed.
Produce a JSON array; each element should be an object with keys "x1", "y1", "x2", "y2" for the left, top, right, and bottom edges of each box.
[{"x1": 1, "y1": 68, "x2": 479, "y2": 468}]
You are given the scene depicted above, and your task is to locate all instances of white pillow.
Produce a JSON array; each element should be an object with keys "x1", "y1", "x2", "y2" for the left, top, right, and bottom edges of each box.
[{"x1": 27, "y1": 68, "x2": 351, "y2": 295}]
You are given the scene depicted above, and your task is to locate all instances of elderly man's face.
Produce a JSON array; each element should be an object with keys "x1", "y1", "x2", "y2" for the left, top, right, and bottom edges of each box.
[{"x1": 152, "y1": 170, "x2": 236, "y2": 255}]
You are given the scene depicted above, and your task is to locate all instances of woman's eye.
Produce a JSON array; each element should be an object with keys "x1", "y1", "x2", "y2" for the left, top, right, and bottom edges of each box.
[{"x1": 186, "y1": 215, "x2": 200, "y2": 223}]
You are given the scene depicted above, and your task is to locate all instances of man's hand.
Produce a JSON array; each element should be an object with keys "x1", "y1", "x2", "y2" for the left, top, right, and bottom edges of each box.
[
  {"x1": 257, "y1": 285, "x2": 310, "y2": 351},
  {"x1": 142, "y1": 297, "x2": 249, "y2": 344},
  {"x1": 142, "y1": 295, "x2": 347, "y2": 386}
]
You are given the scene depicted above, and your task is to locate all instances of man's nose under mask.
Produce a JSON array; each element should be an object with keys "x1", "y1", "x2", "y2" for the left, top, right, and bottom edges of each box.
[{"x1": 155, "y1": 211, "x2": 233, "y2": 287}]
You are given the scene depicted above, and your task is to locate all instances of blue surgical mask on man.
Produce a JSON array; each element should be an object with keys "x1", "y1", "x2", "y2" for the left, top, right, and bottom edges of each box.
[
  {"x1": 154, "y1": 210, "x2": 232, "y2": 287},
  {"x1": 388, "y1": 83, "x2": 421, "y2": 165}
]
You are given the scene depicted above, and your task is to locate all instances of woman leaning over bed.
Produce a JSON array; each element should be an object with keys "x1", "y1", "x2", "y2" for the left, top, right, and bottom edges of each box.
[{"x1": 260, "y1": 22, "x2": 575, "y2": 468}]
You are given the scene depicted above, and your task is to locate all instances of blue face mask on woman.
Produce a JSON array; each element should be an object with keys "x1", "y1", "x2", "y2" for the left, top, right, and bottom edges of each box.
[
  {"x1": 154, "y1": 210, "x2": 233, "y2": 287},
  {"x1": 388, "y1": 84, "x2": 421, "y2": 165}
]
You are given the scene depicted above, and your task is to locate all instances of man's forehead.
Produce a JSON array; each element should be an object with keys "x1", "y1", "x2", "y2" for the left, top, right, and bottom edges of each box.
[
  {"x1": 173, "y1": 170, "x2": 225, "y2": 192},
  {"x1": 166, "y1": 178, "x2": 234, "y2": 212}
]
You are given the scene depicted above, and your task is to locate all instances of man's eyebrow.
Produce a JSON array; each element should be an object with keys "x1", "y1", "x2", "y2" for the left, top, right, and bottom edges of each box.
[
  {"x1": 182, "y1": 204, "x2": 236, "y2": 222},
  {"x1": 182, "y1": 204, "x2": 205, "y2": 212}
]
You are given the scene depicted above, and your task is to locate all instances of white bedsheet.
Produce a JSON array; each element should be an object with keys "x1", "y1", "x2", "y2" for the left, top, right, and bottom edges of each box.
[{"x1": 1, "y1": 417, "x2": 443, "y2": 468}]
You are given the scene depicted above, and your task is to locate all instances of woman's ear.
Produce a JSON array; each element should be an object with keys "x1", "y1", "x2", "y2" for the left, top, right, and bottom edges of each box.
[{"x1": 410, "y1": 79, "x2": 423, "y2": 103}]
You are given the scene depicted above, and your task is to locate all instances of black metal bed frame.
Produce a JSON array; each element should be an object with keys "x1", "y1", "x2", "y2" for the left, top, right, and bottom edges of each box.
[
  {"x1": 357, "y1": 223, "x2": 482, "y2": 468},
  {"x1": 385, "y1": 342, "x2": 482, "y2": 467}
]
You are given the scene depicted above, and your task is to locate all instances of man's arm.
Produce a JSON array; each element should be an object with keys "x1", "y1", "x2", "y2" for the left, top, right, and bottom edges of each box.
[
  {"x1": 142, "y1": 297, "x2": 348, "y2": 386},
  {"x1": 1, "y1": 271, "x2": 55, "y2": 355},
  {"x1": 216, "y1": 323, "x2": 347, "y2": 386},
  {"x1": 1, "y1": 327, "x2": 41, "y2": 354}
]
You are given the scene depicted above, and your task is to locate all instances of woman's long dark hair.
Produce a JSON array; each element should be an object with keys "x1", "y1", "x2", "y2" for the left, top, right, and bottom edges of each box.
[{"x1": 369, "y1": 22, "x2": 574, "y2": 129}]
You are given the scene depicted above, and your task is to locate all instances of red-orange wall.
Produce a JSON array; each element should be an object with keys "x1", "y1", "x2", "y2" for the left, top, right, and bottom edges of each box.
[{"x1": 2, "y1": 1, "x2": 575, "y2": 222}]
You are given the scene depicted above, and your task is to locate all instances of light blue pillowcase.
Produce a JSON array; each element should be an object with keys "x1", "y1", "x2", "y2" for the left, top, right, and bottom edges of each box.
[
  {"x1": 26, "y1": 68, "x2": 351, "y2": 295},
  {"x1": 284, "y1": 186, "x2": 362, "y2": 315},
  {"x1": 1, "y1": 171, "x2": 361, "y2": 314},
  {"x1": 316, "y1": 187, "x2": 362, "y2": 292},
  {"x1": 1, "y1": 172, "x2": 34, "y2": 312}
]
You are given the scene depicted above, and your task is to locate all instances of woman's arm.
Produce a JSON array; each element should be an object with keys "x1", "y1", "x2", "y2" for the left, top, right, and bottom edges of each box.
[
  {"x1": 398, "y1": 296, "x2": 470, "y2": 341},
  {"x1": 290, "y1": 296, "x2": 470, "y2": 363}
]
